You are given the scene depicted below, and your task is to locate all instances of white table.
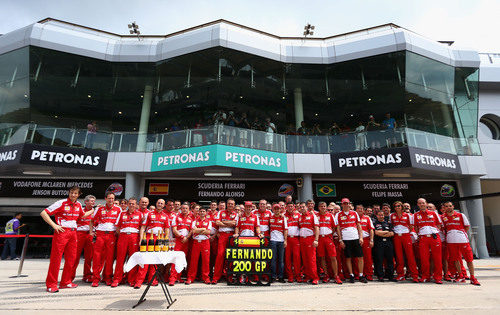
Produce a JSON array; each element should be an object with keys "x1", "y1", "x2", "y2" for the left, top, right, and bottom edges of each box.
[{"x1": 125, "y1": 251, "x2": 187, "y2": 309}]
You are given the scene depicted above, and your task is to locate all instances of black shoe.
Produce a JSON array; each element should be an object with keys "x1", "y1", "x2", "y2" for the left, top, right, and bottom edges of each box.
[
  {"x1": 349, "y1": 275, "x2": 355, "y2": 283},
  {"x1": 389, "y1": 278, "x2": 398, "y2": 282},
  {"x1": 278, "y1": 278, "x2": 286, "y2": 283},
  {"x1": 359, "y1": 276, "x2": 368, "y2": 283},
  {"x1": 378, "y1": 278, "x2": 384, "y2": 282}
]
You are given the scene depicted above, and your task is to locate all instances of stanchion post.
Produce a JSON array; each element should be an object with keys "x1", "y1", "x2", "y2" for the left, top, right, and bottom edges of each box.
[{"x1": 10, "y1": 234, "x2": 29, "y2": 278}]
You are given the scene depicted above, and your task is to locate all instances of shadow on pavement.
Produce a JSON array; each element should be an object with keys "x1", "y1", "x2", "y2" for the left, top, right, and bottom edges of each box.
[{"x1": 105, "y1": 299, "x2": 167, "y2": 310}]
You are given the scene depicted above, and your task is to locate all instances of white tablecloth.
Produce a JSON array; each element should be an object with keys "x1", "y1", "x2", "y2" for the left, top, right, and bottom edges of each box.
[{"x1": 124, "y1": 251, "x2": 187, "y2": 273}]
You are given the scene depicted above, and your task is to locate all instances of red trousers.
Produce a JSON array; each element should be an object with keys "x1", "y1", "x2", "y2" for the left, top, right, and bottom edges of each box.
[
  {"x1": 333, "y1": 238, "x2": 345, "y2": 279},
  {"x1": 419, "y1": 235, "x2": 442, "y2": 281},
  {"x1": 361, "y1": 237, "x2": 373, "y2": 277},
  {"x1": 135, "y1": 233, "x2": 159, "y2": 285},
  {"x1": 169, "y1": 238, "x2": 190, "y2": 282},
  {"x1": 210, "y1": 236, "x2": 218, "y2": 274},
  {"x1": 71, "y1": 230, "x2": 93, "y2": 281},
  {"x1": 187, "y1": 239, "x2": 210, "y2": 282},
  {"x1": 46, "y1": 229, "x2": 77, "y2": 289},
  {"x1": 394, "y1": 234, "x2": 418, "y2": 280},
  {"x1": 285, "y1": 236, "x2": 301, "y2": 280},
  {"x1": 92, "y1": 231, "x2": 116, "y2": 282},
  {"x1": 113, "y1": 233, "x2": 139, "y2": 285},
  {"x1": 300, "y1": 236, "x2": 319, "y2": 281},
  {"x1": 213, "y1": 232, "x2": 231, "y2": 281}
]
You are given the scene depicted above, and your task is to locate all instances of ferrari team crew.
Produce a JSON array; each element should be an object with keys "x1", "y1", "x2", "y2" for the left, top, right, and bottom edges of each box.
[{"x1": 41, "y1": 186, "x2": 480, "y2": 293}]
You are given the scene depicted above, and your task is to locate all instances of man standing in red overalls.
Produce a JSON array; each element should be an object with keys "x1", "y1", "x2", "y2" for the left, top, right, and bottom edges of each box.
[
  {"x1": 169, "y1": 202, "x2": 193, "y2": 286},
  {"x1": 298, "y1": 202, "x2": 320, "y2": 285},
  {"x1": 284, "y1": 202, "x2": 301, "y2": 283},
  {"x1": 414, "y1": 198, "x2": 443, "y2": 284},
  {"x1": 207, "y1": 201, "x2": 219, "y2": 277},
  {"x1": 41, "y1": 186, "x2": 93, "y2": 293},
  {"x1": 317, "y1": 201, "x2": 342, "y2": 284},
  {"x1": 111, "y1": 198, "x2": 143, "y2": 287},
  {"x1": 71, "y1": 194, "x2": 96, "y2": 283},
  {"x1": 186, "y1": 208, "x2": 212, "y2": 284},
  {"x1": 135, "y1": 199, "x2": 170, "y2": 288},
  {"x1": 212, "y1": 200, "x2": 238, "y2": 284},
  {"x1": 442, "y1": 201, "x2": 480, "y2": 285},
  {"x1": 390, "y1": 201, "x2": 419, "y2": 282},
  {"x1": 90, "y1": 192, "x2": 121, "y2": 287}
]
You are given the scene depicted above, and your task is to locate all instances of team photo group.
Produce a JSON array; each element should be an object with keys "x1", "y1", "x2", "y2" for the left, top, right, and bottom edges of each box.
[{"x1": 40, "y1": 185, "x2": 480, "y2": 293}]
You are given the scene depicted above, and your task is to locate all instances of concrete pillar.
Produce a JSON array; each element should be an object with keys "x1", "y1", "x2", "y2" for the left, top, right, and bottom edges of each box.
[
  {"x1": 299, "y1": 174, "x2": 313, "y2": 202},
  {"x1": 294, "y1": 87, "x2": 304, "y2": 130},
  {"x1": 136, "y1": 85, "x2": 153, "y2": 152},
  {"x1": 461, "y1": 176, "x2": 489, "y2": 258},
  {"x1": 125, "y1": 172, "x2": 141, "y2": 199}
]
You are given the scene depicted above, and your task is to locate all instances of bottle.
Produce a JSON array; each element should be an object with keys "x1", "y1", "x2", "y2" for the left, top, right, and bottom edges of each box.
[
  {"x1": 154, "y1": 232, "x2": 161, "y2": 252},
  {"x1": 162, "y1": 232, "x2": 168, "y2": 252},
  {"x1": 139, "y1": 233, "x2": 147, "y2": 252},
  {"x1": 147, "y1": 233, "x2": 155, "y2": 252}
]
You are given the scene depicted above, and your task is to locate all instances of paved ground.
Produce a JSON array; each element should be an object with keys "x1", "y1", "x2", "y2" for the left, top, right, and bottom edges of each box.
[{"x1": 0, "y1": 258, "x2": 499, "y2": 314}]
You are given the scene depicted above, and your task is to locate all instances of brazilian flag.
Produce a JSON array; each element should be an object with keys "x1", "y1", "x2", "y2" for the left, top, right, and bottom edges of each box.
[{"x1": 316, "y1": 184, "x2": 336, "y2": 197}]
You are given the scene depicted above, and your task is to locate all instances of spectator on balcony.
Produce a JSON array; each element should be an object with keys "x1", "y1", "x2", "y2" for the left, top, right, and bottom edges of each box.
[
  {"x1": 355, "y1": 121, "x2": 367, "y2": 151},
  {"x1": 311, "y1": 123, "x2": 324, "y2": 153},
  {"x1": 251, "y1": 117, "x2": 262, "y2": 131},
  {"x1": 226, "y1": 111, "x2": 238, "y2": 145},
  {"x1": 265, "y1": 117, "x2": 277, "y2": 150},
  {"x1": 297, "y1": 121, "x2": 310, "y2": 153},
  {"x1": 328, "y1": 122, "x2": 341, "y2": 135},
  {"x1": 86, "y1": 121, "x2": 97, "y2": 149},
  {"x1": 366, "y1": 115, "x2": 382, "y2": 149},
  {"x1": 382, "y1": 113, "x2": 398, "y2": 148},
  {"x1": 192, "y1": 119, "x2": 204, "y2": 146},
  {"x1": 238, "y1": 113, "x2": 251, "y2": 146}
]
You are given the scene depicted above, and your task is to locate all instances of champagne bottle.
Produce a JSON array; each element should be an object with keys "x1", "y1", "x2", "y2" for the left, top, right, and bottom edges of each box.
[
  {"x1": 162, "y1": 232, "x2": 168, "y2": 252},
  {"x1": 154, "y1": 232, "x2": 161, "y2": 252},
  {"x1": 139, "y1": 233, "x2": 147, "y2": 252},
  {"x1": 147, "y1": 234, "x2": 154, "y2": 252}
]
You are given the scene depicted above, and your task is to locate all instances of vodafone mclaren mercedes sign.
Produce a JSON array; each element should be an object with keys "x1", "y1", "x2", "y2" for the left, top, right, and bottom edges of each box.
[{"x1": 331, "y1": 147, "x2": 461, "y2": 174}]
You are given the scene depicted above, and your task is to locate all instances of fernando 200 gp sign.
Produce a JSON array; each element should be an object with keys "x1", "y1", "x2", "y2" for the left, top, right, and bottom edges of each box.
[{"x1": 225, "y1": 236, "x2": 272, "y2": 286}]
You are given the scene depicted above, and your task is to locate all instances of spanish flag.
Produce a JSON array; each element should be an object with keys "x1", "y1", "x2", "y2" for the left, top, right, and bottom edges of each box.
[
  {"x1": 234, "y1": 236, "x2": 263, "y2": 248},
  {"x1": 149, "y1": 183, "x2": 169, "y2": 195}
]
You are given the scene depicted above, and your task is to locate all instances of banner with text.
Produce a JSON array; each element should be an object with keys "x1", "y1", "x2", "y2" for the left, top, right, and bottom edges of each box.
[
  {"x1": 151, "y1": 145, "x2": 287, "y2": 173},
  {"x1": 144, "y1": 180, "x2": 296, "y2": 201},
  {"x1": 0, "y1": 178, "x2": 125, "y2": 198}
]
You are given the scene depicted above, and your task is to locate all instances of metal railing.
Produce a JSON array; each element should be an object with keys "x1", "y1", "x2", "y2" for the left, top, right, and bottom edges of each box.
[{"x1": 0, "y1": 123, "x2": 481, "y2": 155}]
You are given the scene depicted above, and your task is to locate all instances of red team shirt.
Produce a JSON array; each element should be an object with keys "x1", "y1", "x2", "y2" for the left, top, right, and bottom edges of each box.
[
  {"x1": 285, "y1": 211, "x2": 301, "y2": 237},
  {"x1": 236, "y1": 213, "x2": 260, "y2": 237},
  {"x1": 172, "y1": 213, "x2": 194, "y2": 238},
  {"x1": 442, "y1": 211, "x2": 470, "y2": 244},
  {"x1": 359, "y1": 214, "x2": 374, "y2": 238},
  {"x1": 191, "y1": 218, "x2": 212, "y2": 241},
  {"x1": 254, "y1": 209, "x2": 273, "y2": 236},
  {"x1": 93, "y1": 204, "x2": 121, "y2": 232},
  {"x1": 389, "y1": 212, "x2": 413, "y2": 235},
  {"x1": 216, "y1": 210, "x2": 239, "y2": 233},
  {"x1": 45, "y1": 198, "x2": 84, "y2": 229},
  {"x1": 335, "y1": 210, "x2": 361, "y2": 240},
  {"x1": 77, "y1": 208, "x2": 92, "y2": 231},
  {"x1": 116, "y1": 210, "x2": 143, "y2": 233},
  {"x1": 299, "y1": 211, "x2": 319, "y2": 237},
  {"x1": 143, "y1": 209, "x2": 170, "y2": 234},
  {"x1": 413, "y1": 210, "x2": 442, "y2": 236},
  {"x1": 318, "y1": 212, "x2": 336, "y2": 236}
]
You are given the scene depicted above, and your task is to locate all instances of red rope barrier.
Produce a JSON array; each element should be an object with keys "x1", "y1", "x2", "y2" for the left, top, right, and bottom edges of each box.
[{"x1": 0, "y1": 234, "x2": 53, "y2": 238}]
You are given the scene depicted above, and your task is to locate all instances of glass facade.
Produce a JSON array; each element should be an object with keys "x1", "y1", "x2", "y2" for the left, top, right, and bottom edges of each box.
[{"x1": 0, "y1": 45, "x2": 480, "y2": 155}]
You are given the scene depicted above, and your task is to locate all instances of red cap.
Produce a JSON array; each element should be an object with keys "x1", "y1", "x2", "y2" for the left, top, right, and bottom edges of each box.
[
  {"x1": 244, "y1": 201, "x2": 253, "y2": 206},
  {"x1": 341, "y1": 198, "x2": 350, "y2": 204}
]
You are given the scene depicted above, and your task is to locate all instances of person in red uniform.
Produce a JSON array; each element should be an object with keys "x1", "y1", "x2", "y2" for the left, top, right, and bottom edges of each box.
[
  {"x1": 89, "y1": 192, "x2": 121, "y2": 287},
  {"x1": 234, "y1": 201, "x2": 262, "y2": 237},
  {"x1": 335, "y1": 198, "x2": 367, "y2": 283},
  {"x1": 413, "y1": 198, "x2": 443, "y2": 284},
  {"x1": 390, "y1": 201, "x2": 419, "y2": 282},
  {"x1": 269, "y1": 203, "x2": 288, "y2": 282},
  {"x1": 111, "y1": 198, "x2": 143, "y2": 287},
  {"x1": 307, "y1": 199, "x2": 319, "y2": 216},
  {"x1": 207, "y1": 200, "x2": 219, "y2": 276},
  {"x1": 169, "y1": 202, "x2": 194, "y2": 286},
  {"x1": 71, "y1": 194, "x2": 96, "y2": 283},
  {"x1": 298, "y1": 202, "x2": 320, "y2": 285},
  {"x1": 212, "y1": 200, "x2": 238, "y2": 284},
  {"x1": 442, "y1": 201, "x2": 480, "y2": 285},
  {"x1": 317, "y1": 201, "x2": 342, "y2": 284},
  {"x1": 356, "y1": 204, "x2": 375, "y2": 281},
  {"x1": 254, "y1": 199, "x2": 272, "y2": 237},
  {"x1": 135, "y1": 199, "x2": 170, "y2": 288},
  {"x1": 284, "y1": 202, "x2": 301, "y2": 283},
  {"x1": 186, "y1": 208, "x2": 212, "y2": 284},
  {"x1": 41, "y1": 186, "x2": 93, "y2": 293}
]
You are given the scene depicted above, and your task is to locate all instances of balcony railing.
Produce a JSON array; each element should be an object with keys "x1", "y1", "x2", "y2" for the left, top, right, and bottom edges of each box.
[{"x1": 0, "y1": 123, "x2": 481, "y2": 156}]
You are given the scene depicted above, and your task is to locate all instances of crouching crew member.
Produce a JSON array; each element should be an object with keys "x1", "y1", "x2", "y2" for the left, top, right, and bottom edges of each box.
[
  {"x1": 373, "y1": 208, "x2": 396, "y2": 282},
  {"x1": 41, "y1": 186, "x2": 93, "y2": 293}
]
